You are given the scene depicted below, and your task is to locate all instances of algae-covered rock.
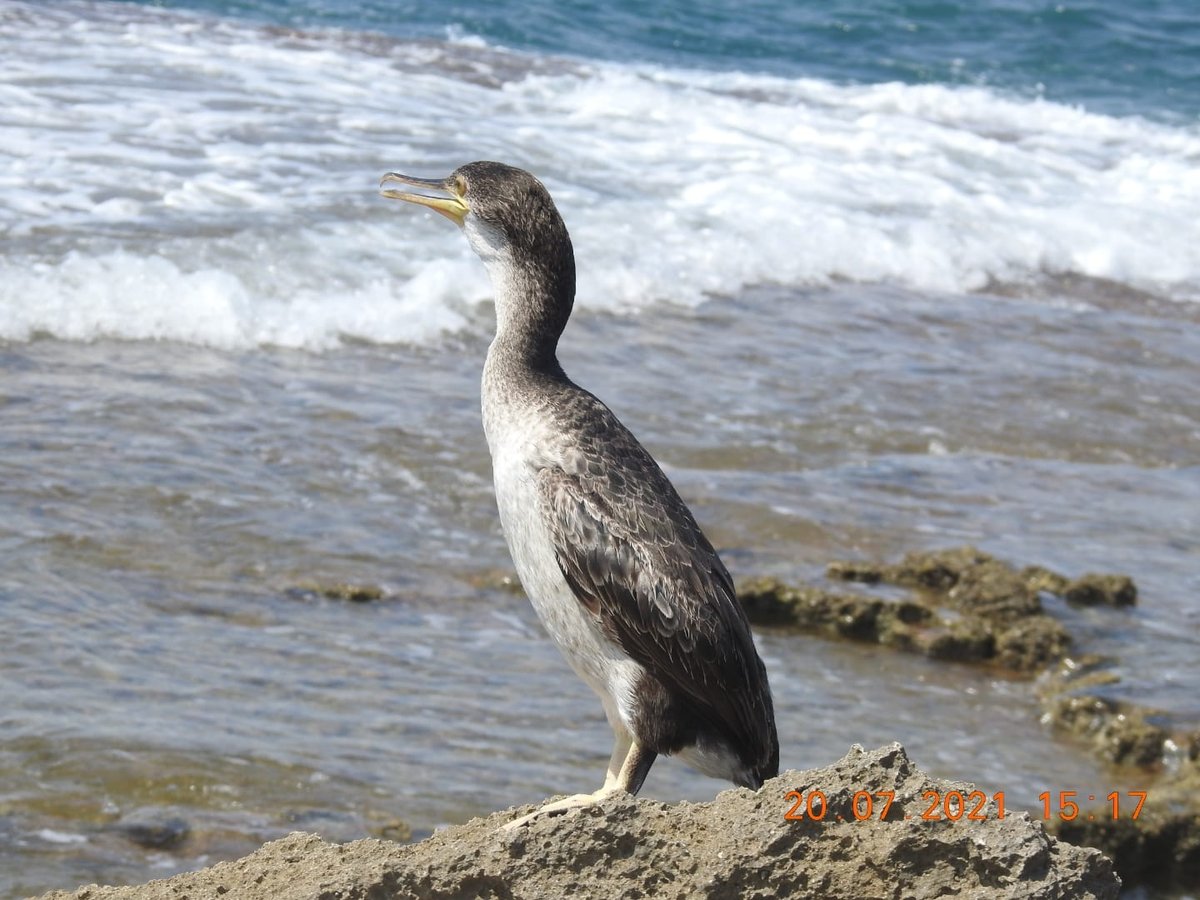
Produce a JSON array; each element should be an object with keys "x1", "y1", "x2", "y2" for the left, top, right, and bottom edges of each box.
[
  {"x1": 1094, "y1": 710, "x2": 1166, "y2": 769},
  {"x1": 1052, "y1": 808, "x2": 1200, "y2": 893},
  {"x1": 886, "y1": 545, "x2": 995, "y2": 590},
  {"x1": 817, "y1": 547, "x2": 1143, "y2": 674},
  {"x1": 1041, "y1": 694, "x2": 1168, "y2": 768},
  {"x1": 736, "y1": 576, "x2": 810, "y2": 626},
  {"x1": 467, "y1": 569, "x2": 527, "y2": 595},
  {"x1": 1039, "y1": 654, "x2": 1124, "y2": 696},
  {"x1": 371, "y1": 818, "x2": 413, "y2": 842},
  {"x1": 816, "y1": 546, "x2": 1075, "y2": 672},
  {"x1": 737, "y1": 577, "x2": 889, "y2": 639},
  {"x1": 1037, "y1": 656, "x2": 1171, "y2": 768},
  {"x1": 287, "y1": 581, "x2": 386, "y2": 603},
  {"x1": 830, "y1": 547, "x2": 1041, "y2": 622},
  {"x1": 923, "y1": 619, "x2": 996, "y2": 662},
  {"x1": 823, "y1": 559, "x2": 884, "y2": 584},
  {"x1": 111, "y1": 809, "x2": 191, "y2": 851},
  {"x1": 1063, "y1": 574, "x2": 1138, "y2": 607},
  {"x1": 995, "y1": 618, "x2": 1073, "y2": 671},
  {"x1": 1051, "y1": 720, "x2": 1200, "y2": 897},
  {"x1": 946, "y1": 558, "x2": 1042, "y2": 622},
  {"x1": 875, "y1": 601, "x2": 936, "y2": 652},
  {"x1": 1021, "y1": 565, "x2": 1071, "y2": 596}
]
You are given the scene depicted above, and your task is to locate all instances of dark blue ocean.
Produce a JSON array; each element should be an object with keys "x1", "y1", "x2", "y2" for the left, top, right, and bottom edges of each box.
[{"x1": 144, "y1": 0, "x2": 1200, "y2": 120}]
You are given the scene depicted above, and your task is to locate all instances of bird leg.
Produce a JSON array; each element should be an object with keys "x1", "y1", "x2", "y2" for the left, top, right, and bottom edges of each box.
[{"x1": 501, "y1": 732, "x2": 656, "y2": 831}]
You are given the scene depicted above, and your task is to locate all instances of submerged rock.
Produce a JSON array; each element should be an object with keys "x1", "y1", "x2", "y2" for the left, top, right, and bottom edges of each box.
[
  {"x1": 35, "y1": 744, "x2": 1119, "y2": 900},
  {"x1": 467, "y1": 569, "x2": 527, "y2": 595},
  {"x1": 286, "y1": 581, "x2": 386, "y2": 603},
  {"x1": 111, "y1": 809, "x2": 191, "y2": 851}
]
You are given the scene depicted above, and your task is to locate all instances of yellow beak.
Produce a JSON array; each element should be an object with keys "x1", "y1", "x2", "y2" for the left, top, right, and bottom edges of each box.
[{"x1": 380, "y1": 172, "x2": 469, "y2": 227}]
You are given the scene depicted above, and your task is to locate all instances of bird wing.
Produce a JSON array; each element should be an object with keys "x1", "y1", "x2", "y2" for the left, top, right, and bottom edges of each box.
[{"x1": 535, "y1": 446, "x2": 771, "y2": 755}]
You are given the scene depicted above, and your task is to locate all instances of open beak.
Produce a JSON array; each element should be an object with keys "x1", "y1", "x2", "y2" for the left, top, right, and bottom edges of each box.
[{"x1": 380, "y1": 172, "x2": 469, "y2": 227}]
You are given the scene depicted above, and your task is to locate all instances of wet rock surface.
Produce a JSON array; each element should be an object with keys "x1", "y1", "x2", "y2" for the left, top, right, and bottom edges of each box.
[
  {"x1": 1038, "y1": 655, "x2": 1200, "y2": 891},
  {"x1": 739, "y1": 548, "x2": 1200, "y2": 896},
  {"x1": 285, "y1": 581, "x2": 387, "y2": 603},
  {"x1": 1051, "y1": 802, "x2": 1200, "y2": 894},
  {"x1": 35, "y1": 744, "x2": 1119, "y2": 900},
  {"x1": 740, "y1": 546, "x2": 1087, "y2": 672},
  {"x1": 110, "y1": 809, "x2": 191, "y2": 851},
  {"x1": 1061, "y1": 574, "x2": 1138, "y2": 608},
  {"x1": 1038, "y1": 656, "x2": 1176, "y2": 769}
]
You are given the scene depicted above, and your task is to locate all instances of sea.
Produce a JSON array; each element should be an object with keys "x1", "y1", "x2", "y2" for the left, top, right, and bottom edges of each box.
[{"x1": 1, "y1": 0, "x2": 1198, "y2": 896}]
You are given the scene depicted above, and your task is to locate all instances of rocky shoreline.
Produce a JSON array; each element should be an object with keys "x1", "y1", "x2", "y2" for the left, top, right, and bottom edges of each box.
[
  {"x1": 736, "y1": 547, "x2": 1200, "y2": 894},
  {"x1": 35, "y1": 744, "x2": 1119, "y2": 900}
]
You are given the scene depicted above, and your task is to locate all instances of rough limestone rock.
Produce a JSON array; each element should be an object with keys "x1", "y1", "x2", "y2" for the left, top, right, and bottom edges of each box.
[{"x1": 38, "y1": 744, "x2": 1118, "y2": 900}]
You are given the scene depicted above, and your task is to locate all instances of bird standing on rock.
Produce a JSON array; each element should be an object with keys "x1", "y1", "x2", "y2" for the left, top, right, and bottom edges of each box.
[{"x1": 381, "y1": 161, "x2": 778, "y2": 828}]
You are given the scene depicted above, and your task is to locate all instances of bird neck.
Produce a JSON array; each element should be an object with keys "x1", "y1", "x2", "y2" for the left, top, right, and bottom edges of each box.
[{"x1": 483, "y1": 244, "x2": 575, "y2": 380}]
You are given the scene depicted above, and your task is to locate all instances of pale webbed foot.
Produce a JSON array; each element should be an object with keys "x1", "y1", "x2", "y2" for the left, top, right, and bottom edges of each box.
[
  {"x1": 500, "y1": 736, "x2": 657, "y2": 832},
  {"x1": 501, "y1": 785, "x2": 624, "y2": 831}
]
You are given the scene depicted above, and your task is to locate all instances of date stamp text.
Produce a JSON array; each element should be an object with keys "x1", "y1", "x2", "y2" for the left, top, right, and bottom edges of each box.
[{"x1": 783, "y1": 789, "x2": 1147, "y2": 822}]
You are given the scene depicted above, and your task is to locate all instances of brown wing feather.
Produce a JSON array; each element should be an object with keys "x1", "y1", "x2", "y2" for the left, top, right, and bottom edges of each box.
[{"x1": 534, "y1": 390, "x2": 777, "y2": 775}]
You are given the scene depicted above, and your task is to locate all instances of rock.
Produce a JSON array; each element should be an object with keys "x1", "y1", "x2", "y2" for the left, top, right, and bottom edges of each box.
[
  {"x1": 994, "y1": 618, "x2": 1072, "y2": 671},
  {"x1": 1062, "y1": 575, "x2": 1137, "y2": 607},
  {"x1": 372, "y1": 817, "x2": 413, "y2": 842},
  {"x1": 823, "y1": 560, "x2": 884, "y2": 584},
  {"x1": 923, "y1": 618, "x2": 995, "y2": 662},
  {"x1": 110, "y1": 809, "x2": 191, "y2": 851},
  {"x1": 1052, "y1": 808, "x2": 1200, "y2": 893},
  {"x1": 286, "y1": 581, "x2": 386, "y2": 603},
  {"x1": 467, "y1": 569, "x2": 527, "y2": 595},
  {"x1": 1020, "y1": 565, "x2": 1071, "y2": 597},
  {"x1": 732, "y1": 576, "x2": 812, "y2": 626},
  {"x1": 945, "y1": 558, "x2": 1042, "y2": 622},
  {"x1": 1059, "y1": 729, "x2": 1200, "y2": 893},
  {"x1": 1037, "y1": 657, "x2": 1170, "y2": 768},
  {"x1": 35, "y1": 744, "x2": 1119, "y2": 900},
  {"x1": 880, "y1": 545, "x2": 993, "y2": 591},
  {"x1": 1032, "y1": 657, "x2": 1200, "y2": 893},
  {"x1": 749, "y1": 548, "x2": 1077, "y2": 672},
  {"x1": 1041, "y1": 695, "x2": 1168, "y2": 768},
  {"x1": 810, "y1": 548, "x2": 1142, "y2": 674},
  {"x1": 828, "y1": 547, "x2": 1044, "y2": 624}
]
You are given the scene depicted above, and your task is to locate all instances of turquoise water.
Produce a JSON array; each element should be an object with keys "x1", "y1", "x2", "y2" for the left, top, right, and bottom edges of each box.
[{"x1": 143, "y1": 0, "x2": 1200, "y2": 119}]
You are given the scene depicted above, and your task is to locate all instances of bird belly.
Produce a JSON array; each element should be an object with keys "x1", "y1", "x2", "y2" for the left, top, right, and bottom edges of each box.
[{"x1": 490, "y1": 446, "x2": 642, "y2": 731}]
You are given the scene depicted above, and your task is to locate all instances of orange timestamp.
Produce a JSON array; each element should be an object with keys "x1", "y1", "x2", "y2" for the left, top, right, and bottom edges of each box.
[
  {"x1": 1039, "y1": 790, "x2": 1147, "y2": 821},
  {"x1": 783, "y1": 789, "x2": 1148, "y2": 823},
  {"x1": 784, "y1": 789, "x2": 1004, "y2": 822}
]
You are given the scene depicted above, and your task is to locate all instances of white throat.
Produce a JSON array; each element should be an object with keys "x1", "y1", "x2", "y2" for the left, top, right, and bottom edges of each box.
[{"x1": 465, "y1": 213, "x2": 526, "y2": 342}]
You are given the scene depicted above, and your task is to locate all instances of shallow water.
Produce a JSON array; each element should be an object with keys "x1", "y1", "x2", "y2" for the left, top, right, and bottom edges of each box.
[{"x1": 3, "y1": 280, "x2": 1198, "y2": 896}]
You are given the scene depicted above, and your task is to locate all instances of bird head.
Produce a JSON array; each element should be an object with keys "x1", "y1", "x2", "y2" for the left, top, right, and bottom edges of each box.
[{"x1": 381, "y1": 161, "x2": 573, "y2": 273}]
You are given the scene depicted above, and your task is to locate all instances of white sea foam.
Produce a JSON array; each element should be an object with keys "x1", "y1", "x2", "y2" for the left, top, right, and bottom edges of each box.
[
  {"x1": 36, "y1": 828, "x2": 89, "y2": 845},
  {"x1": 1, "y1": 1, "x2": 1198, "y2": 349}
]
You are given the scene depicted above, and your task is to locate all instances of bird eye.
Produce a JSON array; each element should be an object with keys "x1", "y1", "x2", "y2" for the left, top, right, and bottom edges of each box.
[{"x1": 455, "y1": 175, "x2": 468, "y2": 195}]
